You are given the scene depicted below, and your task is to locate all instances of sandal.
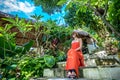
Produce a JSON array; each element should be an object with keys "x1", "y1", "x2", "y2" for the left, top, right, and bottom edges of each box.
[
  {"x1": 67, "y1": 70, "x2": 77, "y2": 79},
  {"x1": 70, "y1": 71, "x2": 77, "y2": 79},
  {"x1": 69, "y1": 75, "x2": 77, "y2": 79},
  {"x1": 67, "y1": 71, "x2": 72, "y2": 78}
]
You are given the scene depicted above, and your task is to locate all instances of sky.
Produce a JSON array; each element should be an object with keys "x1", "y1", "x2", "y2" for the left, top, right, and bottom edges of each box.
[{"x1": 0, "y1": 0, "x2": 66, "y2": 25}]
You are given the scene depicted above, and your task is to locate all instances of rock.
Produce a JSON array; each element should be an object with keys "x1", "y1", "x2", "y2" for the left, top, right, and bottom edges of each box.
[
  {"x1": 43, "y1": 69, "x2": 54, "y2": 77},
  {"x1": 54, "y1": 68, "x2": 65, "y2": 78},
  {"x1": 83, "y1": 68, "x2": 100, "y2": 79},
  {"x1": 95, "y1": 51, "x2": 107, "y2": 58},
  {"x1": 85, "y1": 58, "x2": 97, "y2": 67},
  {"x1": 57, "y1": 62, "x2": 66, "y2": 69}
]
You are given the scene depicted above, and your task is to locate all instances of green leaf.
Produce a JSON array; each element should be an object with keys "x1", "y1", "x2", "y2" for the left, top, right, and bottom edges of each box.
[
  {"x1": 76, "y1": 8, "x2": 81, "y2": 15},
  {"x1": 0, "y1": 33, "x2": 3, "y2": 37},
  {"x1": 56, "y1": 50, "x2": 66, "y2": 61},
  {"x1": 0, "y1": 36, "x2": 15, "y2": 58},
  {"x1": 5, "y1": 24, "x2": 13, "y2": 32},
  {"x1": 10, "y1": 64, "x2": 17, "y2": 69},
  {"x1": 2, "y1": 18, "x2": 15, "y2": 24},
  {"x1": 9, "y1": 78, "x2": 16, "y2": 80},
  {"x1": 0, "y1": 27, "x2": 4, "y2": 32},
  {"x1": 10, "y1": 32, "x2": 17, "y2": 37},
  {"x1": 57, "y1": 0, "x2": 67, "y2": 5},
  {"x1": 14, "y1": 46, "x2": 25, "y2": 54},
  {"x1": 65, "y1": 1, "x2": 73, "y2": 10},
  {"x1": 22, "y1": 40, "x2": 34, "y2": 51},
  {"x1": 44, "y1": 55, "x2": 55, "y2": 68}
]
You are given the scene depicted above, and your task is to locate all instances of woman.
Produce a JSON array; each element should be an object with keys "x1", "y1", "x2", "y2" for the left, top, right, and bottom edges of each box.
[{"x1": 65, "y1": 30, "x2": 85, "y2": 79}]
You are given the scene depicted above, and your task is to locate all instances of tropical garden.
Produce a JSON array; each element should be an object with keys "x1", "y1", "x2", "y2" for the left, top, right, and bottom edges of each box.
[{"x1": 0, "y1": 0, "x2": 120, "y2": 79}]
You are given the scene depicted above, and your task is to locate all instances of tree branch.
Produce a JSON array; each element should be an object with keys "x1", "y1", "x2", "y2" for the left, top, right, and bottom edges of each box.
[
  {"x1": 86, "y1": 0, "x2": 120, "y2": 37},
  {"x1": 103, "y1": 0, "x2": 108, "y2": 18}
]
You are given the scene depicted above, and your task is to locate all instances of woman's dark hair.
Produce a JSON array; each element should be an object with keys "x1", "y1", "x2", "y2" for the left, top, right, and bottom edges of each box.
[{"x1": 72, "y1": 31, "x2": 84, "y2": 38}]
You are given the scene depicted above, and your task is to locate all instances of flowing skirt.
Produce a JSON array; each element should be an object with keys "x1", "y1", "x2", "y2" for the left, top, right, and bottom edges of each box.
[{"x1": 65, "y1": 49, "x2": 85, "y2": 77}]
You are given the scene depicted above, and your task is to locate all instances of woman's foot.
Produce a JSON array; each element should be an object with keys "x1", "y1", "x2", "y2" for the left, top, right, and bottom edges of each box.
[
  {"x1": 67, "y1": 71, "x2": 72, "y2": 78},
  {"x1": 71, "y1": 71, "x2": 77, "y2": 79},
  {"x1": 67, "y1": 70, "x2": 77, "y2": 79}
]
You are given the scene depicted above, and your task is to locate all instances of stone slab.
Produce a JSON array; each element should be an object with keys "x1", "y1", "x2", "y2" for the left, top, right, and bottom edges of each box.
[
  {"x1": 82, "y1": 67, "x2": 120, "y2": 80},
  {"x1": 43, "y1": 69, "x2": 54, "y2": 77},
  {"x1": 54, "y1": 68, "x2": 65, "y2": 78},
  {"x1": 57, "y1": 62, "x2": 66, "y2": 69},
  {"x1": 47, "y1": 78, "x2": 87, "y2": 80}
]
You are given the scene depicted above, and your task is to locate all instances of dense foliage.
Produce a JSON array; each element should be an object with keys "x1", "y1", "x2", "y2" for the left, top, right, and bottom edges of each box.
[
  {"x1": 108, "y1": 0, "x2": 120, "y2": 35},
  {"x1": 64, "y1": 3, "x2": 96, "y2": 28},
  {"x1": 0, "y1": 0, "x2": 120, "y2": 79},
  {"x1": 58, "y1": 0, "x2": 120, "y2": 49},
  {"x1": 0, "y1": 15, "x2": 70, "y2": 79}
]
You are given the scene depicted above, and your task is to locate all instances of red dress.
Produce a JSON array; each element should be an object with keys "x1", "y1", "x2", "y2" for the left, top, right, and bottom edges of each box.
[{"x1": 65, "y1": 41, "x2": 85, "y2": 77}]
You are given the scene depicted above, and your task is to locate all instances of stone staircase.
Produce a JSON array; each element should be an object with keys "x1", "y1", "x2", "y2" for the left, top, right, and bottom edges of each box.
[{"x1": 31, "y1": 54, "x2": 120, "y2": 80}]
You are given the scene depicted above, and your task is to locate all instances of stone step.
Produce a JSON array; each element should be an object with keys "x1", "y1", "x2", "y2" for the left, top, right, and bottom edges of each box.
[
  {"x1": 48, "y1": 78, "x2": 87, "y2": 80},
  {"x1": 43, "y1": 67, "x2": 120, "y2": 80},
  {"x1": 31, "y1": 78, "x2": 88, "y2": 80},
  {"x1": 80, "y1": 67, "x2": 120, "y2": 80},
  {"x1": 43, "y1": 60, "x2": 120, "y2": 80},
  {"x1": 43, "y1": 68, "x2": 66, "y2": 78},
  {"x1": 31, "y1": 77, "x2": 117, "y2": 80}
]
